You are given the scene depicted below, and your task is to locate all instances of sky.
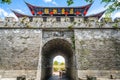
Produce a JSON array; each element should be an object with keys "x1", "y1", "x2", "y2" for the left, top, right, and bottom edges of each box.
[
  {"x1": 53, "y1": 55, "x2": 65, "y2": 63},
  {"x1": 0, "y1": 0, "x2": 120, "y2": 20}
]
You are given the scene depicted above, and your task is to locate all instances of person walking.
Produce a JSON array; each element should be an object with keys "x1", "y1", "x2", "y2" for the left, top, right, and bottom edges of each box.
[{"x1": 59, "y1": 70, "x2": 62, "y2": 78}]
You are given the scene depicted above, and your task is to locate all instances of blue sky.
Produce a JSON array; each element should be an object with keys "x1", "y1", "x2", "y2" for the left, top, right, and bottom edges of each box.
[
  {"x1": 53, "y1": 55, "x2": 65, "y2": 63},
  {"x1": 0, "y1": 0, "x2": 120, "y2": 20}
]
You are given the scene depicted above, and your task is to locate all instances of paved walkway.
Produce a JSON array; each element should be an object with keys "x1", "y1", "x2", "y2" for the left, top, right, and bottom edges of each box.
[
  {"x1": 48, "y1": 75, "x2": 69, "y2": 80},
  {"x1": 48, "y1": 72, "x2": 69, "y2": 80}
]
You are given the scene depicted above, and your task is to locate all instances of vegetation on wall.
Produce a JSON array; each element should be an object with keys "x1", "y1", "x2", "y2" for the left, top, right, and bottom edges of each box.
[
  {"x1": 71, "y1": 34, "x2": 75, "y2": 49},
  {"x1": 68, "y1": 25, "x2": 73, "y2": 29},
  {"x1": 112, "y1": 23, "x2": 119, "y2": 28}
]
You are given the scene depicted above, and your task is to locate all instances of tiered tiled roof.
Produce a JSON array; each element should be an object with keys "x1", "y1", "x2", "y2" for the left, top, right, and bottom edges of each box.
[{"x1": 12, "y1": 2, "x2": 105, "y2": 19}]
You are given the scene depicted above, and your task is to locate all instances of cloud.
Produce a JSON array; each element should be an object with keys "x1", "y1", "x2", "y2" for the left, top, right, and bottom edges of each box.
[
  {"x1": 87, "y1": 7, "x2": 106, "y2": 16},
  {"x1": 44, "y1": 0, "x2": 52, "y2": 3},
  {"x1": 52, "y1": 1, "x2": 57, "y2": 5},
  {"x1": 53, "y1": 56, "x2": 65, "y2": 63},
  {"x1": 15, "y1": 9, "x2": 24, "y2": 14},
  {"x1": 0, "y1": 8, "x2": 18, "y2": 21},
  {"x1": 117, "y1": 0, "x2": 120, "y2": 2},
  {"x1": 43, "y1": 0, "x2": 57, "y2": 5},
  {"x1": 113, "y1": 12, "x2": 120, "y2": 19},
  {"x1": 0, "y1": 8, "x2": 9, "y2": 17}
]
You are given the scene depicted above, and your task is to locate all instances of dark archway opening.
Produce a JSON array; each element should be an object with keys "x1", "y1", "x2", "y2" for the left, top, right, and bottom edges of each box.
[{"x1": 41, "y1": 39, "x2": 76, "y2": 80}]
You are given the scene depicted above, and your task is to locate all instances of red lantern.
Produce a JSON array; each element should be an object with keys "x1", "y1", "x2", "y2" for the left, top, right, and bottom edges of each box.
[
  {"x1": 50, "y1": 11, "x2": 53, "y2": 15},
  {"x1": 37, "y1": 11, "x2": 42, "y2": 15},
  {"x1": 76, "y1": 11, "x2": 80, "y2": 15},
  {"x1": 65, "y1": 11, "x2": 68, "y2": 15},
  {"x1": 84, "y1": 11, "x2": 87, "y2": 16},
  {"x1": 31, "y1": 11, "x2": 35, "y2": 15}
]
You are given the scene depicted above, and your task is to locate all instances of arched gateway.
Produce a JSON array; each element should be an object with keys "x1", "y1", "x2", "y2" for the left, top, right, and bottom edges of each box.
[
  {"x1": 41, "y1": 38, "x2": 77, "y2": 80},
  {"x1": 0, "y1": 1, "x2": 120, "y2": 80}
]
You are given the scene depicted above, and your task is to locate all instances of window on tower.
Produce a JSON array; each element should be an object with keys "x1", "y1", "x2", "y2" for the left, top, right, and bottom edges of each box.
[
  {"x1": 56, "y1": 17, "x2": 61, "y2": 22},
  {"x1": 70, "y1": 17, "x2": 74, "y2": 22},
  {"x1": 43, "y1": 17, "x2": 47, "y2": 22}
]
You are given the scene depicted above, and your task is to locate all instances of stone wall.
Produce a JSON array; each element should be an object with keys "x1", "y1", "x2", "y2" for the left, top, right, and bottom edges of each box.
[
  {"x1": 0, "y1": 29, "x2": 42, "y2": 79},
  {"x1": 75, "y1": 29, "x2": 120, "y2": 79},
  {"x1": 0, "y1": 70, "x2": 37, "y2": 79},
  {"x1": 0, "y1": 17, "x2": 120, "y2": 80}
]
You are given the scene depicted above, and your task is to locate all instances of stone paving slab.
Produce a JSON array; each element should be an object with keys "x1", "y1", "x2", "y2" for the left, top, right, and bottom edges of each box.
[{"x1": 48, "y1": 75, "x2": 69, "y2": 80}]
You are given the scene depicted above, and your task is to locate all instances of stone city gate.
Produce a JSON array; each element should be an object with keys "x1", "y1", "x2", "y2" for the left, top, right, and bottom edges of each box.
[
  {"x1": 40, "y1": 30, "x2": 77, "y2": 80},
  {"x1": 0, "y1": 17, "x2": 120, "y2": 80},
  {"x1": 0, "y1": 1, "x2": 120, "y2": 80}
]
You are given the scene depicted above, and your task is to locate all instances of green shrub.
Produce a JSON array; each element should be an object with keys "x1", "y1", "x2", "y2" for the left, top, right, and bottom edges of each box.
[{"x1": 53, "y1": 67, "x2": 59, "y2": 72}]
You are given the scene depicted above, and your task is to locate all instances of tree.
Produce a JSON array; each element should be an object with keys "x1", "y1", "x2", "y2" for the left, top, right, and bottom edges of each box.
[
  {"x1": 67, "y1": 0, "x2": 120, "y2": 17},
  {"x1": 60, "y1": 62, "x2": 65, "y2": 65},
  {"x1": 0, "y1": 0, "x2": 11, "y2": 4},
  {"x1": 53, "y1": 61, "x2": 58, "y2": 65}
]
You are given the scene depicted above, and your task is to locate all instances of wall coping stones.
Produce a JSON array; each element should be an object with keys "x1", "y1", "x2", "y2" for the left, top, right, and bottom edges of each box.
[{"x1": 0, "y1": 17, "x2": 119, "y2": 29}]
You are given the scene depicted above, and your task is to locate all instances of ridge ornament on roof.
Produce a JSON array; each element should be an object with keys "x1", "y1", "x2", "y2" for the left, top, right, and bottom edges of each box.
[{"x1": 11, "y1": 10, "x2": 32, "y2": 18}]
